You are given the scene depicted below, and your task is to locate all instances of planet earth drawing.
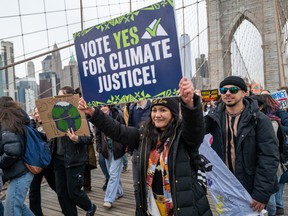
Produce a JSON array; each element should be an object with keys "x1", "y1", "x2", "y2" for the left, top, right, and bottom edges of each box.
[{"x1": 51, "y1": 101, "x2": 81, "y2": 132}]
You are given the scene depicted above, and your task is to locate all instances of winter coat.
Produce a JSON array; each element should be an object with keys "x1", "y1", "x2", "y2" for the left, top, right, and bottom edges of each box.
[
  {"x1": 275, "y1": 109, "x2": 288, "y2": 134},
  {"x1": 50, "y1": 134, "x2": 93, "y2": 168},
  {"x1": 205, "y1": 97, "x2": 279, "y2": 204},
  {"x1": 88, "y1": 96, "x2": 212, "y2": 216},
  {"x1": 0, "y1": 131, "x2": 28, "y2": 182},
  {"x1": 95, "y1": 107, "x2": 126, "y2": 160}
]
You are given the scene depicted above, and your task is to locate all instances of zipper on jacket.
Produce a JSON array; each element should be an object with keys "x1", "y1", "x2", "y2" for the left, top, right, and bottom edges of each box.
[
  {"x1": 168, "y1": 120, "x2": 179, "y2": 216},
  {"x1": 139, "y1": 134, "x2": 148, "y2": 213}
]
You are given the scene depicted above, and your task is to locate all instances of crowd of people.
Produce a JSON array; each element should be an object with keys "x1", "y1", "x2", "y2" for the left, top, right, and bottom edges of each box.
[{"x1": 0, "y1": 75, "x2": 287, "y2": 216}]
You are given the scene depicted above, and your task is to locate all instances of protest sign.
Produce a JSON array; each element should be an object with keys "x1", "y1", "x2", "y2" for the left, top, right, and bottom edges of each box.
[
  {"x1": 35, "y1": 94, "x2": 90, "y2": 140},
  {"x1": 201, "y1": 89, "x2": 218, "y2": 102},
  {"x1": 251, "y1": 83, "x2": 261, "y2": 94},
  {"x1": 271, "y1": 90, "x2": 288, "y2": 109},
  {"x1": 199, "y1": 134, "x2": 266, "y2": 216},
  {"x1": 73, "y1": 0, "x2": 182, "y2": 106}
]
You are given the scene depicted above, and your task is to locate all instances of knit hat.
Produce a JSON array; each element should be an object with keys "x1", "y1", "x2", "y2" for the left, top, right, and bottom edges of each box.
[
  {"x1": 151, "y1": 97, "x2": 180, "y2": 117},
  {"x1": 219, "y1": 76, "x2": 247, "y2": 92}
]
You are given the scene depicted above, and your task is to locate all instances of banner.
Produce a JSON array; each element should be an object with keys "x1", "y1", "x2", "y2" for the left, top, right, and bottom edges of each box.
[
  {"x1": 73, "y1": 0, "x2": 182, "y2": 106},
  {"x1": 251, "y1": 83, "x2": 261, "y2": 94},
  {"x1": 199, "y1": 134, "x2": 266, "y2": 216}
]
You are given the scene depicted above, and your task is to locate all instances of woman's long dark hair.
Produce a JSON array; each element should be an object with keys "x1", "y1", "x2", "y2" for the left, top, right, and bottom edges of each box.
[
  {"x1": 250, "y1": 94, "x2": 281, "y2": 124},
  {"x1": 0, "y1": 97, "x2": 26, "y2": 134},
  {"x1": 143, "y1": 114, "x2": 180, "y2": 152}
]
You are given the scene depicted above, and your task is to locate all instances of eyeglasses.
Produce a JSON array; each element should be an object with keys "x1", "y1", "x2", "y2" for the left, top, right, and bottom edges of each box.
[{"x1": 220, "y1": 87, "x2": 240, "y2": 94}]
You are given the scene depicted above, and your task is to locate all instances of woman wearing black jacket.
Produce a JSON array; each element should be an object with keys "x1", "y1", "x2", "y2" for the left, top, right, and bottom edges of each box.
[
  {"x1": 78, "y1": 77, "x2": 212, "y2": 216},
  {"x1": 0, "y1": 96, "x2": 34, "y2": 215},
  {"x1": 50, "y1": 86, "x2": 96, "y2": 216}
]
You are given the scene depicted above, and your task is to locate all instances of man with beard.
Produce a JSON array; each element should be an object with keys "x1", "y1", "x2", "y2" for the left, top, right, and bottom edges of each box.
[{"x1": 205, "y1": 76, "x2": 279, "y2": 213}]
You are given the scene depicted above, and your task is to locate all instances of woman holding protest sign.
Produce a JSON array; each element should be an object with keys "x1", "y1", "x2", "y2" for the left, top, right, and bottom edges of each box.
[
  {"x1": 78, "y1": 77, "x2": 212, "y2": 216},
  {"x1": 50, "y1": 86, "x2": 96, "y2": 216}
]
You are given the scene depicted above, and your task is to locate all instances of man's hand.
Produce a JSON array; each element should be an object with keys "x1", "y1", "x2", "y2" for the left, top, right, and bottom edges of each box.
[{"x1": 250, "y1": 199, "x2": 265, "y2": 213}]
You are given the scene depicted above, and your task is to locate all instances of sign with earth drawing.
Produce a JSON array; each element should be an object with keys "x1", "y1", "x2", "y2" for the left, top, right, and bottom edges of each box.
[
  {"x1": 35, "y1": 94, "x2": 90, "y2": 140},
  {"x1": 73, "y1": 0, "x2": 182, "y2": 106}
]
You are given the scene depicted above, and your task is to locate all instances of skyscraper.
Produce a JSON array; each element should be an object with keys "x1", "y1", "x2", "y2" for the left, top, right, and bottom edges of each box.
[
  {"x1": 180, "y1": 34, "x2": 192, "y2": 80},
  {"x1": 61, "y1": 54, "x2": 80, "y2": 89},
  {"x1": 39, "y1": 72, "x2": 58, "y2": 98},
  {"x1": 16, "y1": 77, "x2": 38, "y2": 114},
  {"x1": 39, "y1": 52, "x2": 60, "y2": 98},
  {"x1": 0, "y1": 53, "x2": 4, "y2": 97},
  {"x1": 0, "y1": 41, "x2": 18, "y2": 99},
  {"x1": 27, "y1": 61, "x2": 35, "y2": 78},
  {"x1": 194, "y1": 54, "x2": 209, "y2": 90},
  {"x1": 52, "y1": 43, "x2": 62, "y2": 88}
]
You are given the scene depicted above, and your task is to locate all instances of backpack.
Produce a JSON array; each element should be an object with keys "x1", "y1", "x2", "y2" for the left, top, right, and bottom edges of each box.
[
  {"x1": 23, "y1": 125, "x2": 52, "y2": 174},
  {"x1": 277, "y1": 123, "x2": 288, "y2": 164}
]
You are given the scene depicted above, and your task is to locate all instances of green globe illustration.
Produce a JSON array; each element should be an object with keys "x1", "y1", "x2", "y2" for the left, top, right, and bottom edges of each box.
[{"x1": 51, "y1": 101, "x2": 81, "y2": 132}]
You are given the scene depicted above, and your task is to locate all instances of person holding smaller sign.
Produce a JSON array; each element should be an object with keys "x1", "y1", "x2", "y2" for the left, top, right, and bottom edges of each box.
[
  {"x1": 50, "y1": 86, "x2": 96, "y2": 216},
  {"x1": 78, "y1": 77, "x2": 212, "y2": 216}
]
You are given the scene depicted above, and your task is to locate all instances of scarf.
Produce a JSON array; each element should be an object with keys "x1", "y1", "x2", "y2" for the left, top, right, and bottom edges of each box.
[{"x1": 146, "y1": 139, "x2": 173, "y2": 216}]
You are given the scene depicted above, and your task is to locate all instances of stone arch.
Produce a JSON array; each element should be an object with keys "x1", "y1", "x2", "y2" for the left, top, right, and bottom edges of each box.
[
  {"x1": 206, "y1": 0, "x2": 286, "y2": 91},
  {"x1": 229, "y1": 15, "x2": 264, "y2": 86}
]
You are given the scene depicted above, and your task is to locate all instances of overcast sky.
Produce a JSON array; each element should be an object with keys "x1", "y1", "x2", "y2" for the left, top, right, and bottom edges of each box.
[{"x1": 0, "y1": 0, "x2": 208, "y2": 81}]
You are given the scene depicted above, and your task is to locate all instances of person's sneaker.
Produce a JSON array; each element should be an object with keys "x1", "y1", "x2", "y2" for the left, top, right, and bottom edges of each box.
[
  {"x1": 276, "y1": 207, "x2": 284, "y2": 215},
  {"x1": 122, "y1": 167, "x2": 128, "y2": 173},
  {"x1": 102, "y1": 179, "x2": 108, "y2": 191},
  {"x1": 103, "y1": 202, "x2": 112, "y2": 209},
  {"x1": 86, "y1": 204, "x2": 96, "y2": 216}
]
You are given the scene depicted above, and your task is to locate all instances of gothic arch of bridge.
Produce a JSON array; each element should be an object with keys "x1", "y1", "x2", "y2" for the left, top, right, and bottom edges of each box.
[{"x1": 206, "y1": 0, "x2": 287, "y2": 91}]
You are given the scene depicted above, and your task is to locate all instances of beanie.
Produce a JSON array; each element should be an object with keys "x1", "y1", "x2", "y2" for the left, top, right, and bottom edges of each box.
[
  {"x1": 219, "y1": 76, "x2": 247, "y2": 92},
  {"x1": 151, "y1": 97, "x2": 180, "y2": 117}
]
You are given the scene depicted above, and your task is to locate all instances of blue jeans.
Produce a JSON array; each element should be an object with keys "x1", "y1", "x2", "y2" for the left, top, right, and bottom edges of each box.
[
  {"x1": 104, "y1": 149, "x2": 123, "y2": 203},
  {"x1": 99, "y1": 153, "x2": 110, "y2": 181},
  {"x1": 122, "y1": 153, "x2": 128, "y2": 170},
  {"x1": 267, "y1": 193, "x2": 276, "y2": 215},
  {"x1": 4, "y1": 171, "x2": 34, "y2": 216},
  {"x1": 0, "y1": 201, "x2": 4, "y2": 216},
  {"x1": 276, "y1": 170, "x2": 288, "y2": 209}
]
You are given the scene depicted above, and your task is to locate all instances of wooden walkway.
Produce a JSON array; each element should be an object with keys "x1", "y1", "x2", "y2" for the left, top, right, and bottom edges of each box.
[{"x1": 1, "y1": 158, "x2": 288, "y2": 215}]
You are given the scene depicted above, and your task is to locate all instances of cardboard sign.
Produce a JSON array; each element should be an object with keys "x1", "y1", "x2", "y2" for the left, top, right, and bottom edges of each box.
[
  {"x1": 271, "y1": 90, "x2": 288, "y2": 109},
  {"x1": 251, "y1": 83, "x2": 261, "y2": 94},
  {"x1": 35, "y1": 94, "x2": 90, "y2": 140},
  {"x1": 73, "y1": 0, "x2": 182, "y2": 106},
  {"x1": 201, "y1": 89, "x2": 218, "y2": 102}
]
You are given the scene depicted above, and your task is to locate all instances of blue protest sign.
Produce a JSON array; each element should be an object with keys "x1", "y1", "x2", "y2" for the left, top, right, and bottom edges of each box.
[
  {"x1": 271, "y1": 90, "x2": 288, "y2": 109},
  {"x1": 73, "y1": 0, "x2": 182, "y2": 106}
]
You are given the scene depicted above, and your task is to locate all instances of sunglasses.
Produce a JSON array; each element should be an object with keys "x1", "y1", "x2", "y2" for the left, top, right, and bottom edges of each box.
[{"x1": 220, "y1": 87, "x2": 240, "y2": 94}]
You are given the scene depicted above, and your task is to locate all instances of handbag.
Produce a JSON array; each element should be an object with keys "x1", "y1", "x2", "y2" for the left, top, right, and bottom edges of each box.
[{"x1": 23, "y1": 125, "x2": 52, "y2": 174}]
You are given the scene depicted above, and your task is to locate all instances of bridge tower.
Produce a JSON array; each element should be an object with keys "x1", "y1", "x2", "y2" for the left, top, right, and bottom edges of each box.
[{"x1": 206, "y1": 0, "x2": 288, "y2": 91}]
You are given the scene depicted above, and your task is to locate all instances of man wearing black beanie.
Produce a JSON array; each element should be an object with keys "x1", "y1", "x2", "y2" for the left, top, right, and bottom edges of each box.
[{"x1": 204, "y1": 75, "x2": 279, "y2": 214}]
